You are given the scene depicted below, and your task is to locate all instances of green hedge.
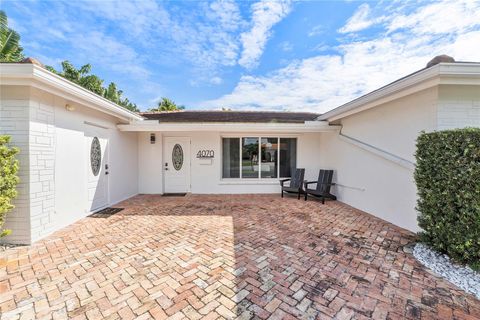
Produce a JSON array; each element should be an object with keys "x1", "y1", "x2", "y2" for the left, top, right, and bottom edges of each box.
[
  {"x1": 415, "y1": 128, "x2": 480, "y2": 269},
  {"x1": 0, "y1": 135, "x2": 19, "y2": 237}
]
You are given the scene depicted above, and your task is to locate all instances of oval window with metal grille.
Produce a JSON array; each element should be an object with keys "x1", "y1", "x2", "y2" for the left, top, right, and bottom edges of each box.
[
  {"x1": 172, "y1": 144, "x2": 183, "y2": 171},
  {"x1": 90, "y1": 137, "x2": 102, "y2": 176}
]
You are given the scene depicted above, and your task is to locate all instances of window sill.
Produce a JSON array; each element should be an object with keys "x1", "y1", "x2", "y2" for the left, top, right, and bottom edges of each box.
[{"x1": 219, "y1": 179, "x2": 281, "y2": 185}]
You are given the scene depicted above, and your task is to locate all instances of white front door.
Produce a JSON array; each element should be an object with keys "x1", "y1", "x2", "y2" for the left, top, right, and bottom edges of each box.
[
  {"x1": 85, "y1": 127, "x2": 109, "y2": 211},
  {"x1": 164, "y1": 137, "x2": 190, "y2": 193}
]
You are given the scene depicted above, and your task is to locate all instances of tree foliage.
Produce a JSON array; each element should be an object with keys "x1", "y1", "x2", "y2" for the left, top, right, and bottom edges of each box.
[
  {"x1": 149, "y1": 97, "x2": 185, "y2": 112},
  {"x1": 0, "y1": 10, "x2": 24, "y2": 62},
  {"x1": 46, "y1": 61, "x2": 139, "y2": 112},
  {"x1": 415, "y1": 128, "x2": 480, "y2": 270},
  {"x1": 0, "y1": 135, "x2": 19, "y2": 238}
]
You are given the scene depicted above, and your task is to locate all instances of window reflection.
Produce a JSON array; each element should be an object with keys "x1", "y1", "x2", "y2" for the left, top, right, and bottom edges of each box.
[
  {"x1": 261, "y1": 138, "x2": 278, "y2": 178},
  {"x1": 242, "y1": 137, "x2": 259, "y2": 178},
  {"x1": 222, "y1": 138, "x2": 240, "y2": 178},
  {"x1": 280, "y1": 138, "x2": 296, "y2": 178}
]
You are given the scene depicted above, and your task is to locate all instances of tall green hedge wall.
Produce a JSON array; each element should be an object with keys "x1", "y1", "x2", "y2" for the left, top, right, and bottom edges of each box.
[
  {"x1": 0, "y1": 135, "x2": 19, "y2": 237},
  {"x1": 415, "y1": 128, "x2": 480, "y2": 268}
]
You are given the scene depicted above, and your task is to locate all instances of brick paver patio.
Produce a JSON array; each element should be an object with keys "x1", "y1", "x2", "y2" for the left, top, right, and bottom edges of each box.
[{"x1": 1, "y1": 194, "x2": 479, "y2": 320}]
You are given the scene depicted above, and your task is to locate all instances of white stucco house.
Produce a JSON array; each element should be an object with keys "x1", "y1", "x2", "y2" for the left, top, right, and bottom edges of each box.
[{"x1": 1, "y1": 56, "x2": 479, "y2": 244}]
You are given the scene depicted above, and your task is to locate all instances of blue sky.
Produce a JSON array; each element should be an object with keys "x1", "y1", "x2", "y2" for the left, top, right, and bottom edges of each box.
[{"x1": 4, "y1": 0, "x2": 480, "y2": 112}]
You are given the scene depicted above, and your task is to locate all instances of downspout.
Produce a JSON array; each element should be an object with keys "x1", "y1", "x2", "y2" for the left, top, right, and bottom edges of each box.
[{"x1": 337, "y1": 126, "x2": 415, "y2": 171}]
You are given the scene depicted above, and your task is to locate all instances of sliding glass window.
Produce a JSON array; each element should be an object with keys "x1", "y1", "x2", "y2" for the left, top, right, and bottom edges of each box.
[
  {"x1": 222, "y1": 137, "x2": 296, "y2": 179},
  {"x1": 279, "y1": 138, "x2": 297, "y2": 178},
  {"x1": 241, "y1": 137, "x2": 259, "y2": 178},
  {"x1": 261, "y1": 138, "x2": 278, "y2": 178},
  {"x1": 222, "y1": 138, "x2": 240, "y2": 178}
]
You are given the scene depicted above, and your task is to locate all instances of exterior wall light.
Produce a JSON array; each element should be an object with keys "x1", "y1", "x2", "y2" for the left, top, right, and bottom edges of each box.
[
  {"x1": 65, "y1": 104, "x2": 75, "y2": 111},
  {"x1": 150, "y1": 133, "x2": 156, "y2": 144}
]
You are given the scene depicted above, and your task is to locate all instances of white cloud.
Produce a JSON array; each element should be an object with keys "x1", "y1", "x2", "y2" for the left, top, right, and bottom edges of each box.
[
  {"x1": 279, "y1": 41, "x2": 293, "y2": 52},
  {"x1": 12, "y1": 0, "x2": 293, "y2": 86},
  {"x1": 309, "y1": 25, "x2": 325, "y2": 37},
  {"x1": 205, "y1": 1, "x2": 480, "y2": 113},
  {"x1": 210, "y1": 76, "x2": 223, "y2": 85},
  {"x1": 207, "y1": 0, "x2": 244, "y2": 31},
  {"x1": 338, "y1": 3, "x2": 382, "y2": 33},
  {"x1": 72, "y1": 0, "x2": 244, "y2": 78},
  {"x1": 387, "y1": 0, "x2": 480, "y2": 35},
  {"x1": 238, "y1": 0, "x2": 292, "y2": 69},
  {"x1": 77, "y1": 0, "x2": 170, "y2": 36},
  {"x1": 72, "y1": 31, "x2": 149, "y2": 78},
  {"x1": 311, "y1": 43, "x2": 332, "y2": 52}
]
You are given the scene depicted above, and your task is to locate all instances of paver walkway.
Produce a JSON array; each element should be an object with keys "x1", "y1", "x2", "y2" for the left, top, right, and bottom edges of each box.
[{"x1": 1, "y1": 194, "x2": 479, "y2": 320}]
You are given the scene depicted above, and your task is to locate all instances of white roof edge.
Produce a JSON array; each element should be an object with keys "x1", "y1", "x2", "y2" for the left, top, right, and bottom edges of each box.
[
  {"x1": 318, "y1": 62, "x2": 480, "y2": 121},
  {"x1": 117, "y1": 121, "x2": 338, "y2": 132},
  {"x1": 0, "y1": 63, "x2": 144, "y2": 122}
]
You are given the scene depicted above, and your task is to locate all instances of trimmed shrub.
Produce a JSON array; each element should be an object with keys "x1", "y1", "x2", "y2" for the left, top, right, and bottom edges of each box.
[
  {"x1": 0, "y1": 135, "x2": 19, "y2": 237},
  {"x1": 415, "y1": 128, "x2": 480, "y2": 269}
]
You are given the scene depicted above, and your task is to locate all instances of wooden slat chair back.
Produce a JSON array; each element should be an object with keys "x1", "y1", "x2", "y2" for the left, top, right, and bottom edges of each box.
[
  {"x1": 280, "y1": 168, "x2": 305, "y2": 200},
  {"x1": 316, "y1": 169, "x2": 334, "y2": 194},
  {"x1": 304, "y1": 169, "x2": 336, "y2": 203}
]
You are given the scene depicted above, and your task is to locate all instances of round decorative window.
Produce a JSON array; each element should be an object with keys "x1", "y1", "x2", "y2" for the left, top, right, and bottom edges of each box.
[
  {"x1": 172, "y1": 144, "x2": 183, "y2": 171},
  {"x1": 90, "y1": 137, "x2": 102, "y2": 176}
]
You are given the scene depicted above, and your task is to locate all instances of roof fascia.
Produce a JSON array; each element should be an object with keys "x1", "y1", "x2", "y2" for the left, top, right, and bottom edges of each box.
[
  {"x1": 117, "y1": 121, "x2": 338, "y2": 133},
  {"x1": 319, "y1": 63, "x2": 480, "y2": 122},
  {"x1": 1, "y1": 63, "x2": 144, "y2": 122}
]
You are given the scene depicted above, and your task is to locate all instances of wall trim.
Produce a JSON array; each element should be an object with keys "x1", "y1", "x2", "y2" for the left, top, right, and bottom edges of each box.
[{"x1": 338, "y1": 129, "x2": 415, "y2": 171}]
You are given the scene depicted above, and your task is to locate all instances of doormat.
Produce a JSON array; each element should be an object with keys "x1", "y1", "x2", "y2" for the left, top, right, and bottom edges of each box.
[
  {"x1": 162, "y1": 193, "x2": 187, "y2": 197},
  {"x1": 89, "y1": 207, "x2": 124, "y2": 218}
]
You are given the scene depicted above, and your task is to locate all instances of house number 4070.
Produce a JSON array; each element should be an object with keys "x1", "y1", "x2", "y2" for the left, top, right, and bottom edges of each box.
[{"x1": 197, "y1": 150, "x2": 214, "y2": 158}]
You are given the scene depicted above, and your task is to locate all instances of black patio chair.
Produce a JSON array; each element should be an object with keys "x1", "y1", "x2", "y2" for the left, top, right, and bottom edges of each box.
[
  {"x1": 280, "y1": 168, "x2": 305, "y2": 200},
  {"x1": 304, "y1": 169, "x2": 336, "y2": 203}
]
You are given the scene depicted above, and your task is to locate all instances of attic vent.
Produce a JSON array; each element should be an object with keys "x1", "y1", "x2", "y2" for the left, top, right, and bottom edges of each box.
[{"x1": 426, "y1": 55, "x2": 455, "y2": 68}]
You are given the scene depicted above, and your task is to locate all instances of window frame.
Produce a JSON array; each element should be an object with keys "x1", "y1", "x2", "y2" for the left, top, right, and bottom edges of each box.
[{"x1": 220, "y1": 134, "x2": 298, "y2": 181}]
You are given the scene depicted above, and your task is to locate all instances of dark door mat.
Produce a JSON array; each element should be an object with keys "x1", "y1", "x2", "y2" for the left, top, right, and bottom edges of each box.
[
  {"x1": 162, "y1": 193, "x2": 187, "y2": 197},
  {"x1": 89, "y1": 207, "x2": 124, "y2": 218}
]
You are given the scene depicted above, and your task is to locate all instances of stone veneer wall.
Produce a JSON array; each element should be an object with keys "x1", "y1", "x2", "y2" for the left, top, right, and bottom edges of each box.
[
  {"x1": 437, "y1": 102, "x2": 480, "y2": 130},
  {"x1": 0, "y1": 97, "x2": 32, "y2": 244},
  {"x1": 0, "y1": 88, "x2": 57, "y2": 244},
  {"x1": 28, "y1": 91, "x2": 56, "y2": 243},
  {"x1": 437, "y1": 85, "x2": 480, "y2": 130}
]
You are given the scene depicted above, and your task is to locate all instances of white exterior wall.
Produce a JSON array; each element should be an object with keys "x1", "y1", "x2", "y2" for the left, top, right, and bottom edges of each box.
[
  {"x1": 437, "y1": 85, "x2": 480, "y2": 130},
  {"x1": 51, "y1": 89, "x2": 138, "y2": 235},
  {"x1": 1, "y1": 85, "x2": 138, "y2": 244},
  {"x1": 320, "y1": 88, "x2": 438, "y2": 231},
  {"x1": 138, "y1": 132, "x2": 164, "y2": 194},
  {"x1": 2, "y1": 71, "x2": 478, "y2": 243},
  {"x1": 138, "y1": 131, "x2": 322, "y2": 194},
  {"x1": 0, "y1": 86, "x2": 32, "y2": 243}
]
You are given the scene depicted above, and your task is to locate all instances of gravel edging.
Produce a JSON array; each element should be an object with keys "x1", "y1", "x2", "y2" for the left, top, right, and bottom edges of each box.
[{"x1": 413, "y1": 243, "x2": 480, "y2": 299}]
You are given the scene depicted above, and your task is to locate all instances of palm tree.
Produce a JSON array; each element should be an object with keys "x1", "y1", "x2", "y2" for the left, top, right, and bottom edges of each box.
[
  {"x1": 46, "y1": 61, "x2": 139, "y2": 112},
  {"x1": 47, "y1": 61, "x2": 105, "y2": 96},
  {"x1": 0, "y1": 10, "x2": 24, "y2": 62},
  {"x1": 149, "y1": 97, "x2": 185, "y2": 112}
]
